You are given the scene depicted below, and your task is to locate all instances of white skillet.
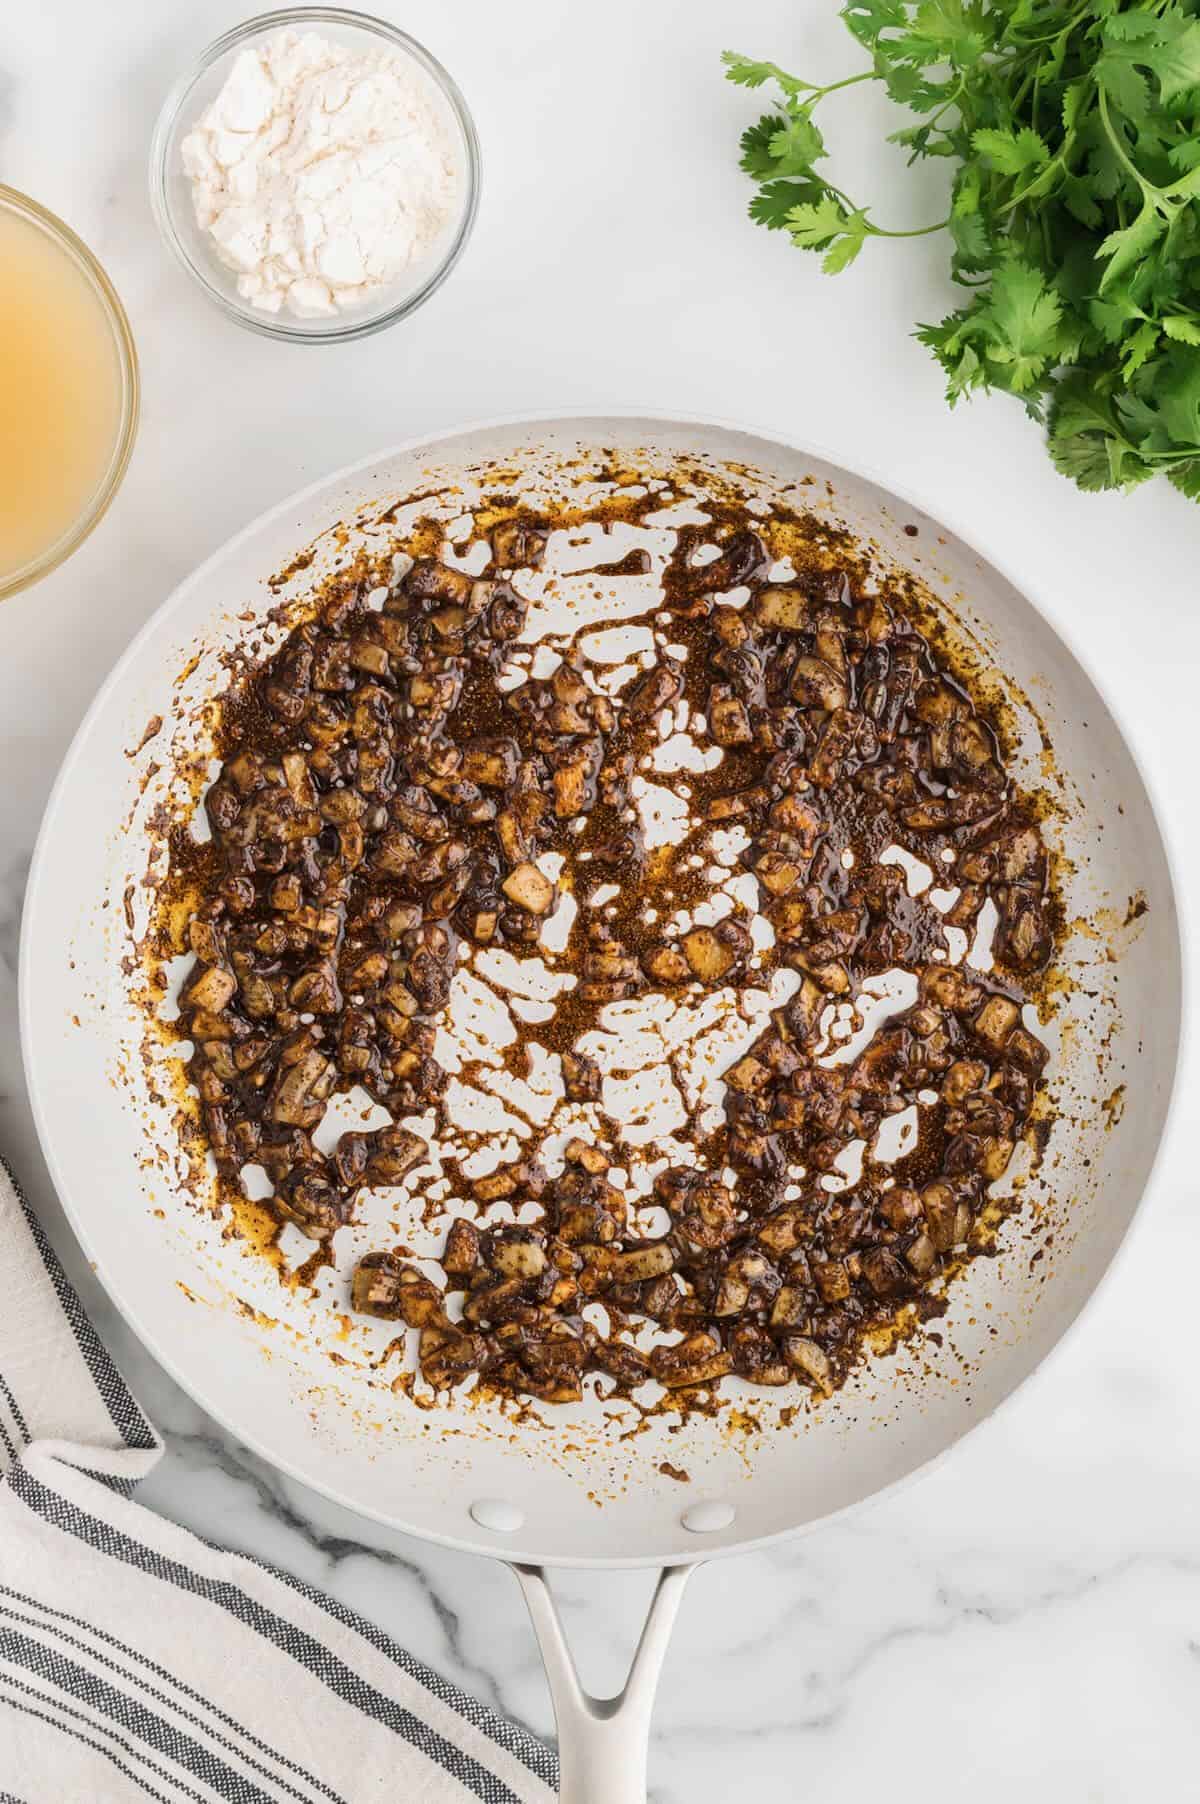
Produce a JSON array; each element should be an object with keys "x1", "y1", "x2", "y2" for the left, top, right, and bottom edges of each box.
[{"x1": 20, "y1": 415, "x2": 1183, "y2": 1801}]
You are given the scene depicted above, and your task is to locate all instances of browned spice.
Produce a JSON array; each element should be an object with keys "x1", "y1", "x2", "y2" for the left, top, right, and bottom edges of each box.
[
  {"x1": 158, "y1": 480, "x2": 1060, "y2": 1408},
  {"x1": 126, "y1": 714, "x2": 163, "y2": 758}
]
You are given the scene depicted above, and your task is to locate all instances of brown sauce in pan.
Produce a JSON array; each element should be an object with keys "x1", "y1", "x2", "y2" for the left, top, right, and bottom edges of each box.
[{"x1": 155, "y1": 483, "x2": 1061, "y2": 1407}]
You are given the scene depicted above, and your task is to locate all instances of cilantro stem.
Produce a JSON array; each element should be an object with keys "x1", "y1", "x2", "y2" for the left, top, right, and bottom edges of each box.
[
  {"x1": 808, "y1": 70, "x2": 874, "y2": 105},
  {"x1": 998, "y1": 131, "x2": 1077, "y2": 218},
  {"x1": 803, "y1": 63, "x2": 950, "y2": 235},
  {"x1": 1097, "y1": 89, "x2": 1153, "y2": 199},
  {"x1": 816, "y1": 171, "x2": 946, "y2": 240},
  {"x1": 928, "y1": 79, "x2": 965, "y2": 126},
  {"x1": 869, "y1": 221, "x2": 949, "y2": 238}
]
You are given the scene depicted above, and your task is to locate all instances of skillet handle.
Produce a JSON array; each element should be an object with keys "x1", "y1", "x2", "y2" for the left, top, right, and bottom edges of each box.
[{"x1": 511, "y1": 1562, "x2": 693, "y2": 1803}]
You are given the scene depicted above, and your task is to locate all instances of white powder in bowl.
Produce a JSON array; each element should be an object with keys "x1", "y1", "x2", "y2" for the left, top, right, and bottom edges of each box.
[{"x1": 180, "y1": 30, "x2": 461, "y2": 319}]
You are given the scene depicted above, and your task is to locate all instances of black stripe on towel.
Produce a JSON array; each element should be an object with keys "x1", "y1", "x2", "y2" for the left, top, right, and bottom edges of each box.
[
  {"x1": 0, "y1": 1626, "x2": 281, "y2": 1804},
  {"x1": 252, "y1": 1552, "x2": 558, "y2": 1790},
  {"x1": 0, "y1": 1373, "x2": 30, "y2": 1445},
  {"x1": 76, "y1": 1466, "x2": 138, "y2": 1498},
  {"x1": 0, "y1": 1157, "x2": 156, "y2": 1456},
  {"x1": 0, "y1": 1592, "x2": 341, "y2": 1804},
  {"x1": 9, "y1": 1467, "x2": 531, "y2": 1804},
  {"x1": 0, "y1": 1671, "x2": 184, "y2": 1804}
]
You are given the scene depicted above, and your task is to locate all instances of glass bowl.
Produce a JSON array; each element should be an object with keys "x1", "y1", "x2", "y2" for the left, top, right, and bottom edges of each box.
[
  {"x1": 149, "y1": 7, "x2": 481, "y2": 344},
  {"x1": 0, "y1": 186, "x2": 139, "y2": 603}
]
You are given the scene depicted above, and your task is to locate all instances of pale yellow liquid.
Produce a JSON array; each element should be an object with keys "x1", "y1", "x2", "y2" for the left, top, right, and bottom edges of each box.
[{"x1": 0, "y1": 206, "x2": 123, "y2": 587}]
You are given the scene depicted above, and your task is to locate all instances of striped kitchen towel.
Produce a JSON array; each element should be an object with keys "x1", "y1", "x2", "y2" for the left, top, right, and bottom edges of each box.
[{"x1": 0, "y1": 1157, "x2": 558, "y2": 1803}]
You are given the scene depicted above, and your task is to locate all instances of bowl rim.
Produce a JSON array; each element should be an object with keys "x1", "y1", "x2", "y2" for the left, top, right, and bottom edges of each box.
[
  {"x1": 147, "y1": 5, "x2": 482, "y2": 344},
  {"x1": 0, "y1": 185, "x2": 140, "y2": 603}
]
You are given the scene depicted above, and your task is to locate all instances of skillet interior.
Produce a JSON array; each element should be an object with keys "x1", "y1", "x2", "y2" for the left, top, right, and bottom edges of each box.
[{"x1": 20, "y1": 415, "x2": 1181, "y2": 1567}]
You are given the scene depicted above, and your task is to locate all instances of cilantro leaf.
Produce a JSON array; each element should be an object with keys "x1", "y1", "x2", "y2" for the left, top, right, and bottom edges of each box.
[
  {"x1": 786, "y1": 196, "x2": 854, "y2": 250},
  {"x1": 1048, "y1": 424, "x2": 1123, "y2": 490},
  {"x1": 1101, "y1": 11, "x2": 1200, "y2": 107},
  {"x1": 1097, "y1": 202, "x2": 1167, "y2": 293},
  {"x1": 841, "y1": 0, "x2": 909, "y2": 51},
  {"x1": 823, "y1": 216, "x2": 871, "y2": 271},
  {"x1": 1062, "y1": 173, "x2": 1103, "y2": 227},
  {"x1": 879, "y1": 61, "x2": 944, "y2": 108},
  {"x1": 918, "y1": 315, "x2": 987, "y2": 403},
  {"x1": 980, "y1": 262, "x2": 1064, "y2": 392},
  {"x1": 949, "y1": 208, "x2": 990, "y2": 271},
  {"x1": 1062, "y1": 80, "x2": 1089, "y2": 133},
  {"x1": 1101, "y1": 13, "x2": 1158, "y2": 44},
  {"x1": 1168, "y1": 459, "x2": 1200, "y2": 498},
  {"x1": 1169, "y1": 139, "x2": 1200, "y2": 173},
  {"x1": 739, "y1": 116, "x2": 789, "y2": 181},
  {"x1": 952, "y1": 165, "x2": 981, "y2": 216},
  {"x1": 1050, "y1": 374, "x2": 1125, "y2": 455},
  {"x1": 724, "y1": 1, "x2": 1200, "y2": 501},
  {"x1": 722, "y1": 53, "x2": 814, "y2": 96},
  {"x1": 1049, "y1": 374, "x2": 1162, "y2": 490},
  {"x1": 781, "y1": 196, "x2": 871, "y2": 271},
  {"x1": 971, "y1": 127, "x2": 1050, "y2": 175},
  {"x1": 904, "y1": 0, "x2": 987, "y2": 68},
  {"x1": 1151, "y1": 347, "x2": 1200, "y2": 445},
  {"x1": 750, "y1": 182, "x2": 823, "y2": 230},
  {"x1": 1094, "y1": 54, "x2": 1151, "y2": 119},
  {"x1": 1089, "y1": 295, "x2": 1141, "y2": 343},
  {"x1": 768, "y1": 114, "x2": 827, "y2": 174},
  {"x1": 1120, "y1": 319, "x2": 1161, "y2": 379},
  {"x1": 1080, "y1": 117, "x2": 1128, "y2": 200},
  {"x1": 890, "y1": 121, "x2": 958, "y2": 157}
]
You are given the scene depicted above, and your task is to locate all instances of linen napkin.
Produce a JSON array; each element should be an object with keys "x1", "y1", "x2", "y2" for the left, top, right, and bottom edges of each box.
[{"x1": 0, "y1": 1156, "x2": 558, "y2": 1803}]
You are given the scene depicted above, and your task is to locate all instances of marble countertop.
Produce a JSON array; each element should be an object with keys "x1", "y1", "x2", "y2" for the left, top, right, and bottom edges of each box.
[{"x1": 4, "y1": 2, "x2": 1200, "y2": 1796}]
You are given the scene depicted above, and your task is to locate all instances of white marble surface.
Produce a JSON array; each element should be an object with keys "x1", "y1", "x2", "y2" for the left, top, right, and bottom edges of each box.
[{"x1": 4, "y1": 2, "x2": 1200, "y2": 1797}]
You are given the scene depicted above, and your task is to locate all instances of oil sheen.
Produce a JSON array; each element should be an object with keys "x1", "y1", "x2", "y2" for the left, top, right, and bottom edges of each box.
[{"x1": 0, "y1": 206, "x2": 123, "y2": 587}]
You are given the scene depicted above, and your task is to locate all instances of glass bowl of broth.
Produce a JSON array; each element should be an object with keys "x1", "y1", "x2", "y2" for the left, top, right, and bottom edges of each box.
[{"x1": 0, "y1": 187, "x2": 139, "y2": 601}]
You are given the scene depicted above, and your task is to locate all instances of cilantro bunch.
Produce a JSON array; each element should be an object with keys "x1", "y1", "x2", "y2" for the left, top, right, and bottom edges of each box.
[{"x1": 725, "y1": 1, "x2": 1200, "y2": 500}]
